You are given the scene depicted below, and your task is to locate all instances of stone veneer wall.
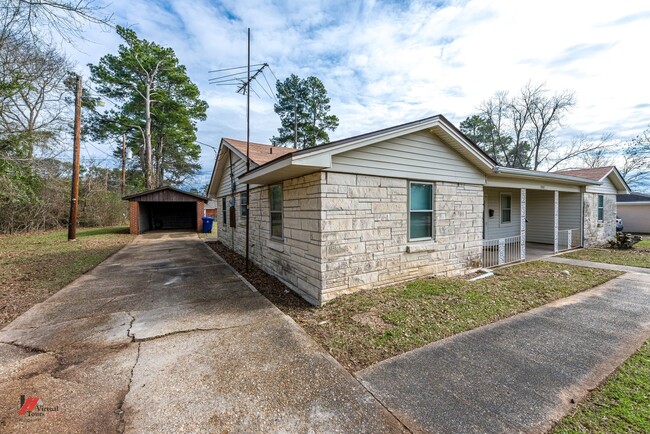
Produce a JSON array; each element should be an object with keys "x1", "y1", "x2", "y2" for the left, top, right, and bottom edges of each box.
[
  {"x1": 217, "y1": 173, "x2": 323, "y2": 304},
  {"x1": 583, "y1": 192, "x2": 617, "y2": 247},
  {"x1": 320, "y1": 172, "x2": 483, "y2": 302}
]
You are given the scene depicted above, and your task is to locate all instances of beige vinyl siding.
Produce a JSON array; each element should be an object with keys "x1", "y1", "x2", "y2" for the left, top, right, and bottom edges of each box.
[
  {"x1": 526, "y1": 190, "x2": 555, "y2": 244},
  {"x1": 586, "y1": 177, "x2": 617, "y2": 194},
  {"x1": 329, "y1": 131, "x2": 485, "y2": 185},
  {"x1": 559, "y1": 192, "x2": 582, "y2": 231},
  {"x1": 486, "y1": 176, "x2": 581, "y2": 193},
  {"x1": 217, "y1": 151, "x2": 250, "y2": 197},
  {"x1": 483, "y1": 188, "x2": 520, "y2": 240},
  {"x1": 617, "y1": 203, "x2": 650, "y2": 233}
]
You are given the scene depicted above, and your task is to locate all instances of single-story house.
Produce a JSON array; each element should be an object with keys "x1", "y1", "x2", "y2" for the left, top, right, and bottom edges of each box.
[
  {"x1": 123, "y1": 187, "x2": 208, "y2": 234},
  {"x1": 616, "y1": 192, "x2": 650, "y2": 233},
  {"x1": 207, "y1": 116, "x2": 630, "y2": 305}
]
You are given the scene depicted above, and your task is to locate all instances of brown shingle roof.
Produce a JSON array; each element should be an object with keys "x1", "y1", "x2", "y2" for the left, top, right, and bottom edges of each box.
[
  {"x1": 223, "y1": 138, "x2": 296, "y2": 166},
  {"x1": 554, "y1": 166, "x2": 615, "y2": 181}
]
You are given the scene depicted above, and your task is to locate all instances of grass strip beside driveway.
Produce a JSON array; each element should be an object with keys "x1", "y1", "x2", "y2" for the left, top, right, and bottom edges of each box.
[
  {"x1": 0, "y1": 226, "x2": 134, "y2": 328},
  {"x1": 293, "y1": 262, "x2": 622, "y2": 372},
  {"x1": 554, "y1": 340, "x2": 650, "y2": 433},
  {"x1": 561, "y1": 240, "x2": 650, "y2": 269}
]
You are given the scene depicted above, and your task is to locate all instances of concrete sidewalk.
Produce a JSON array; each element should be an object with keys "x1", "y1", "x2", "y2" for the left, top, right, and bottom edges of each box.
[
  {"x1": 0, "y1": 233, "x2": 403, "y2": 433},
  {"x1": 357, "y1": 271, "x2": 650, "y2": 433},
  {"x1": 545, "y1": 255, "x2": 650, "y2": 274}
]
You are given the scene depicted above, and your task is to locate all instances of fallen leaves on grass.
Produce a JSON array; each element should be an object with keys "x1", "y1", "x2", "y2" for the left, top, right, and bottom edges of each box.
[
  {"x1": 0, "y1": 227, "x2": 133, "y2": 328},
  {"x1": 205, "y1": 240, "x2": 622, "y2": 374}
]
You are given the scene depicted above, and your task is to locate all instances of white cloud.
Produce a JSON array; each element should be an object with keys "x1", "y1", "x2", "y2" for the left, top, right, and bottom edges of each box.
[{"x1": 62, "y1": 0, "x2": 650, "y2": 188}]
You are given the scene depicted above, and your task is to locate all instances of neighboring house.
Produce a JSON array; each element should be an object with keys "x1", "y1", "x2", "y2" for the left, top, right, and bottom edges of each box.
[
  {"x1": 205, "y1": 199, "x2": 218, "y2": 219},
  {"x1": 616, "y1": 192, "x2": 650, "y2": 233},
  {"x1": 207, "y1": 116, "x2": 630, "y2": 305}
]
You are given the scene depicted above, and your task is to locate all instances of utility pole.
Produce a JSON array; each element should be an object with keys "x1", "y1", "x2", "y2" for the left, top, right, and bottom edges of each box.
[
  {"x1": 245, "y1": 27, "x2": 251, "y2": 272},
  {"x1": 68, "y1": 75, "x2": 82, "y2": 241},
  {"x1": 121, "y1": 133, "x2": 126, "y2": 196}
]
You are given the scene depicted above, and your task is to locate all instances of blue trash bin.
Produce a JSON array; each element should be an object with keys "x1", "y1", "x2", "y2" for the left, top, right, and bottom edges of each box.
[{"x1": 202, "y1": 216, "x2": 214, "y2": 233}]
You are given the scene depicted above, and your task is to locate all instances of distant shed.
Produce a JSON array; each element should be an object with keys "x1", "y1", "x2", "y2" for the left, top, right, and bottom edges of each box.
[{"x1": 123, "y1": 187, "x2": 208, "y2": 234}]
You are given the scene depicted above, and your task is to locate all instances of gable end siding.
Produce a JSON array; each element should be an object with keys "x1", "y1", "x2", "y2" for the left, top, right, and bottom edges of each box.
[{"x1": 328, "y1": 131, "x2": 486, "y2": 185}]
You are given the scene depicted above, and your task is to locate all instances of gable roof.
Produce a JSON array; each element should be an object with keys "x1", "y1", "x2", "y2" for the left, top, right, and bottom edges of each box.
[
  {"x1": 554, "y1": 166, "x2": 630, "y2": 194},
  {"x1": 222, "y1": 138, "x2": 296, "y2": 166},
  {"x1": 123, "y1": 186, "x2": 208, "y2": 202},
  {"x1": 554, "y1": 166, "x2": 617, "y2": 181},
  {"x1": 239, "y1": 115, "x2": 498, "y2": 185},
  {"x1": 617, "y1": 192, "x2": 650, "y2": 203},
  {"x1": 206, "y1": 138, "x2": 296, "y2": 197}
]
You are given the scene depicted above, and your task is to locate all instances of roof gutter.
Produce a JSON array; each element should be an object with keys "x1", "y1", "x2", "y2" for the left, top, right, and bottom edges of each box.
[{"x1": 492, "y1": 166, "x2": 601, "y2": 185}]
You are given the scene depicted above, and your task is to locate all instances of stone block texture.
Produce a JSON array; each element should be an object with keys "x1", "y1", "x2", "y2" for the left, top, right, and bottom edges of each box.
[
  {"x1": 217, "y1": 173, "x2": 324, "y2": 304},
  {"x1": 217, "y1": 171, "x2": 483, "y2": 304},
  {"x1": 583, "y1": 193, "x2": 617, "y2": 247},
  {"x1": 320, "y1": 172, "x2": 483, "y2": 302}
]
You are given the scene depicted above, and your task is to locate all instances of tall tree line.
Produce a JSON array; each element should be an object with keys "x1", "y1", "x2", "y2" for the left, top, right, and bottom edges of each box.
[{"x1": 460, "y1": 82, "x2": 649, "y2": 190}]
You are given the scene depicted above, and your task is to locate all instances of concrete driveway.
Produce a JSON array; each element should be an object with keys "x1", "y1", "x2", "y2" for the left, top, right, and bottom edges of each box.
[{"x1": 0, "y1": 233, "x2": 403, "y2": 433}]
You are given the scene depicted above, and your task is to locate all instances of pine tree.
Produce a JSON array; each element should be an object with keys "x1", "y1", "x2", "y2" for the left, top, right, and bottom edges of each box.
[{"x1": 271, "y1": 74, "x2": 338, "y2": 149}]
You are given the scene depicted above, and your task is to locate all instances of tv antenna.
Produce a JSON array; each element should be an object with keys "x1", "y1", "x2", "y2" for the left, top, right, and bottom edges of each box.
[{"x1": 208, "y1": 29, "x2": 277, "y2": 272}]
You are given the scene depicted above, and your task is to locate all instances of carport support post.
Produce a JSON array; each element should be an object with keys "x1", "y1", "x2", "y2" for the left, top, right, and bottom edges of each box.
[
  {"x1": 553, "y1": 190, "x2": 559, "y2": 253},
  {"x1": 520, "y1": 188, "x2": 526, "y2": 261}
]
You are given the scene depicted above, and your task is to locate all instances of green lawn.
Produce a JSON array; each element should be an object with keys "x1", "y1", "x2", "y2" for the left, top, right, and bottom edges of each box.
[
  {"x1": 562, "y1": 239, "x2": 650, "y2": 268},
  {"x1": 0, "y1": 227, "x2": 134, "y2": 328},
  {"x1": 289, "y1": 262, "x2": 622, "y2": 372},
  {"x1": 554, "y1": 340, "x2": 650, "y2": 433}
]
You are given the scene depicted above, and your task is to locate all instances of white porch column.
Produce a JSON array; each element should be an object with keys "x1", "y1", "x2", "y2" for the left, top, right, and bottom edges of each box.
[
  {"x1": 520, "y1": 188, "x2": 526, "y2": 261},
  {"x1": 553, "y1": 190, "x2": 559, "y2": 253}
]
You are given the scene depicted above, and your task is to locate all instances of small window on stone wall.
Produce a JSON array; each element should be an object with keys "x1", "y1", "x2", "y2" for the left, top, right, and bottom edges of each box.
[
  {"x1": 241, "y1": 192, "x2": 248, "y2": 217},
  {"x1": 269, "y1": 184, "x2": 283, "y2": 239},
  {"x1": 598, "y1": 194, "x2": 604, "y2": 221},
  {"x1": 409, "y1": 182, "x2": 434, "y2": 241}
]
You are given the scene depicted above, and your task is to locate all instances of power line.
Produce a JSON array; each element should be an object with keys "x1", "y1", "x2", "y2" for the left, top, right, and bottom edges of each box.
[{"x1": 208, "y1": 63, "x2": 265, "y2": 73}]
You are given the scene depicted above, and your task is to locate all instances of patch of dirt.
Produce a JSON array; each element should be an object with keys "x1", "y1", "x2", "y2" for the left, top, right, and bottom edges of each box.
[
  {"x1": 205, "y1": 241, "x2": 312, "y2": 315},
  {"x1": 351, "y1": 312, "x2": 390, "y2": 332}
]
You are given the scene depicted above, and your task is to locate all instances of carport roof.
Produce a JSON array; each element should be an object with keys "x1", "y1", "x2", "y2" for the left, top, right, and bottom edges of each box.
[{"x1": 122, "y1": 186, "x2": 208, "y2": 202}]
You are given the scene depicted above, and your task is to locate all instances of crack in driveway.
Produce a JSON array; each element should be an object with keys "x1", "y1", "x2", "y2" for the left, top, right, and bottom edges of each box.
[{"x1": 116, "y1": 342, "x2": 141, "y2": 434}]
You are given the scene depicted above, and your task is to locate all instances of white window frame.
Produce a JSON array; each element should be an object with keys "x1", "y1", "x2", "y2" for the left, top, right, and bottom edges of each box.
[
  {"x1": 500, "y1": 193, "x2": 512, "y2": 225},
  {"x1": 269, "y1": 183, "x2": 283, "y2": 240},
  {"x1": 241, "y1": 192, "x2": 248, "y2": 217},
  {"x1": 408, "y1": 181, "x2": 435, "y2": 242},
  {"x1": 597, "y1": 194, "x2": 604, "y2": 222}
]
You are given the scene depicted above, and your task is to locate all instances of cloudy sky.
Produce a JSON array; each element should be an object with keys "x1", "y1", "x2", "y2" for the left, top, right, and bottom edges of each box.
[{"x1": 67, "y1": 0, "x2": 650, "y2": 188}]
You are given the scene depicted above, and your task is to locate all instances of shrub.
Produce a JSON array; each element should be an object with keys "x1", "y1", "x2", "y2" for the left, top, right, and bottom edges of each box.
[{"x1": 608, "y1": 232, "x2": 642, "y2": 250}]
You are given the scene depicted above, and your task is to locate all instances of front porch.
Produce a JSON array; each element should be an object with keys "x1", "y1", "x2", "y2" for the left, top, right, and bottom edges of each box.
[{"x1": 482, "y1": 187, "x2": 582, "y2": 268}]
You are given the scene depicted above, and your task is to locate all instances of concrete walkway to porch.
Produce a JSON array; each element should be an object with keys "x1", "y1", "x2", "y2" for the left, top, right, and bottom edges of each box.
[
  {"x1": 545, "y1": 255, "x2": 650, "y2": 274},
  {"x1": 357, "y1": 268, "x2": 650, "y2": 433}
]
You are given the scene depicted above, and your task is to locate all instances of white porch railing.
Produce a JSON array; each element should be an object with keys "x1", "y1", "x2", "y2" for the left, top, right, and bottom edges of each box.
[
  {"x1": 482, "y1": 235, "x2": 522, "y2": 268},
  {"x1": 556, "y1": 228, "x2": 581, "y2": 252}
]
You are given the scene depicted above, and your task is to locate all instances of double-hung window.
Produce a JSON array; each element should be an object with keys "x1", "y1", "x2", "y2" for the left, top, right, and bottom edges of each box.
[
  {"x1": 501, "y1": 193, "x2": 512, "y2": 224},
  {"x1": 597, "y1": 194, "x2": 604, "y2": 221},
  {"x1": 221, "y1": 197, "x2": 227, "y2": 224},
  {"x1": 269, "y1": 184, "x2": 283, "y2": 239},
  {"x1": 241, "y1": 192, "x2": 248, "y2": 217},
  {"x1": 409, "y1": 182, "x2": 434, "y2": 241}
]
